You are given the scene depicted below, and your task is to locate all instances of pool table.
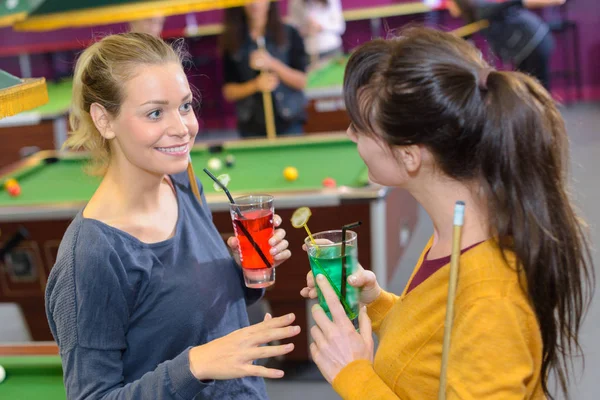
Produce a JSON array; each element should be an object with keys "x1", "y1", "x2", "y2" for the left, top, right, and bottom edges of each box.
[
  {"x1": 0, "y1": 342, "x2": 64, "y2": 399},
  {"x1": 0, "y1": 133, "x2": 419, "y2": 361},
  {"x1": 0, "y1": 56, "x2": 348, "y2": 164},
  {"x1": 0, "y1": 79, "x2": 71, "y2": 170},
  {"x1": 304, "y1": 56, "x2": 350, "y2": 134}
]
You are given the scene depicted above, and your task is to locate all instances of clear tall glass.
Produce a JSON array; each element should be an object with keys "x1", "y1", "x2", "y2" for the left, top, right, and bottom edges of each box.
[
  {"x1": 305, "y1": 230, "x2": 359, "y2": 325},
  {"x1": 230, "y1": 195, "x2": 275, "y2": 288}
]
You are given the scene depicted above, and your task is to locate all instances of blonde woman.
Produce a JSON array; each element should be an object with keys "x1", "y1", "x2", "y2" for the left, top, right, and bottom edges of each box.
[{"x1": 46, "y1": 32, "x2": 298, "y2": 399}]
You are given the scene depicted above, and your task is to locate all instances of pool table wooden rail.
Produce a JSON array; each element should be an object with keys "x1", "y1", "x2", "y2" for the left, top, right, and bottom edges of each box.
[
  {"x1": 0, "y1": 133, "x2": 420, "y2": 361},
  {"x1": 0, "y1": 342, "x2": 59, "y2": 356},
  {"x1": 0, "y1": 133, "x2": 391, "y2": 223}
]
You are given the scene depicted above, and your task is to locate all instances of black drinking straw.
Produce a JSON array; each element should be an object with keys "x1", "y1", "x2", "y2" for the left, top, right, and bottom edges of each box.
[
  {"x1": 203, "y1": 168, "x2": 272, "y2": 269},
  {"x1": 341, "y1": 221, "x2": 362, "y2": 300},
  {"x1": 203, "y1": 168, "x2": 243, "y2": 218}
]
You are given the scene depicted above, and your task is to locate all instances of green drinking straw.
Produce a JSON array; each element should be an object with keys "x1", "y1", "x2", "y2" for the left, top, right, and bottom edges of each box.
[{"x1": 341, "y1": 222, "x2": 362, "y2": 300}]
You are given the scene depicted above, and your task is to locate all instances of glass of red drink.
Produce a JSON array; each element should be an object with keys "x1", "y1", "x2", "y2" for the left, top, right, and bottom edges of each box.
[{"x1": 230, "y1": 195, "x2": 275, "y2": 288}]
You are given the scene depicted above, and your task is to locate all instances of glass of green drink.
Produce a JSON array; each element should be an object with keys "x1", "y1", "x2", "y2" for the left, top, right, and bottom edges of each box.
[{"x1": 304, "y1": 230, "x2": 359, "y2": 326}]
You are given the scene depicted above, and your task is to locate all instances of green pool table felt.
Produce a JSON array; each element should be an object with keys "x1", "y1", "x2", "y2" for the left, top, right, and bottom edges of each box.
[
  {"x1": 0, "y1": 137, "x2": 368, "y2": 206},
  {"x1": 306, "y1": 56, "x2": 348, "y2": 89},
  {"x1": 0, "y1": 355, "x2": 65, "y2": 398},
  {"x1": 17, "y1": 55, "x2": 347, "y2": 120},
  {"x1": 24, "y1": 79, "x2": 73, "y2": 117}
]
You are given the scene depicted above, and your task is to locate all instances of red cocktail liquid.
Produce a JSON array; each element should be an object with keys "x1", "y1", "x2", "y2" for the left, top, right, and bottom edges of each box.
[{"x1": 233, "y1": 209, "x2": 274, "y2": 269}]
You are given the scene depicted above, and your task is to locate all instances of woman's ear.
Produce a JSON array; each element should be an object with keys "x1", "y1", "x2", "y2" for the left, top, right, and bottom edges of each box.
[
  {"x1": 90, "y1": 103, "x2": 115, "y2": 140},
  {"x1": 397, "y1": 145, "x2": 422, "y2": 174}
]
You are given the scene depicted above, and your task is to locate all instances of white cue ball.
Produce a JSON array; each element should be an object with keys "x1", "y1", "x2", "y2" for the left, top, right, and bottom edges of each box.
[
  {"x1": 207, "y1": 158, "x2": 223, "y2": 171},
  {"x1": 0, "y1": 365, "x2": 5, "y2": 383}
]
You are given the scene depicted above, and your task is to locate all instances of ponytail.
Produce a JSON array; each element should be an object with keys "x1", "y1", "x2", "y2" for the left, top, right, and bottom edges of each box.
[
  {"x1": 479, "y1": 71, "x2": 593, "y2": 397},
  {"x1": 64, "y1": 43, "x2": 111, "y2": 176}
]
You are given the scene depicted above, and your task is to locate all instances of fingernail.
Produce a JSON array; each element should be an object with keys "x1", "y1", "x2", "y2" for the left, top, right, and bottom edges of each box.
[
  {"x1": 270, "y1": 248, "x2": 277, "y2": 255},
  {"x1": 293, "y1": 326, "x2": 300, "y2": 333},
  {"x1": 286, "y1": 343, "x2": 294, "y2": 350},
  {"x1": 348, "y1": 275, "x2": 357, "y2": 284},
  {"x1": 287, "y1": 313, "x2": 294, "y2": 321},
  {"x1": 276, "y1": 370, "x2": 284, "y2": 377},
  {"x1": 269, "y1": 239, "x2": 276, "y2": 246},
  {"x1": 316, "y1": 274, "x2": 324, "y2": 282}
]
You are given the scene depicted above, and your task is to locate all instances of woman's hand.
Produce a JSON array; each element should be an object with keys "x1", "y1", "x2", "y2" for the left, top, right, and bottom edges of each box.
[
  {"x1": 250, "y1": 49, "x2": 276, "y2": 71},
  {"x1": 189, "y1": 313, "x2": 301, "y2": 380},
  {"x1": 300, "y1": 241, "x2": 382, "y2": 305},
  {"x1": 253, "y1": 72, "x2": 279, "y2": 93},
  {"x1": 227, "y1": 214, "x2": 290, "y2": 267},
  {"x1": 309, "y1": 275, "x2": 374, "y2": 383}
]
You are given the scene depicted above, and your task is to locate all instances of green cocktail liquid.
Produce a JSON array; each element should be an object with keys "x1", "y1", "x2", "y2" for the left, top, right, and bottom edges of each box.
[{"x1": 308, "y1": 245, "x2": 359, "y2": 321}]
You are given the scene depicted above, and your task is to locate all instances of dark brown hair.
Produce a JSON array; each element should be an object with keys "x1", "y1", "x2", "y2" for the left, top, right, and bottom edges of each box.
[
  {"x1": 344, "y1": 27, "x2": 594, "y2": 399},
  {"x1": 219, "y1": 2, "x2": 286, "y2": 54}
]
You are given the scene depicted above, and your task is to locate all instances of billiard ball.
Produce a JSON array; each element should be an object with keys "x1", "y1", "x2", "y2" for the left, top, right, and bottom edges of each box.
[
  {"x1": 4, "y1": 178, "x2": 17, "y2": 189},
  {"x1": 283, "y1": 166, "x2": 298, "y2": 181},
  {"x1": 207, "y1": 157, "x2": 223, "y2": 171},
  {"x1": 225, "y1": 154, "x2": 235, "y2": 168},
  {"x1": 7, "y1": 183, "x2": 21, "y2": 197},
  {"x1": 322, "y1": 177, "x2": 337, "y2": 188}
]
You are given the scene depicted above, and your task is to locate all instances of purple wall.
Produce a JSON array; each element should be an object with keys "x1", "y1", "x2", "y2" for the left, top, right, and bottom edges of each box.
[
  {"x1": 554, "y1": 0, "x2": 600, "y2": 100},
  {"x1": 0, "y1": 0, "x2": 598, "y2": 131}
]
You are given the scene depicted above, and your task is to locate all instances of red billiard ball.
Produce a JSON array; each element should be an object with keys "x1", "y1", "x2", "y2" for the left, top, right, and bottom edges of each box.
[
  {"x1": 7, "y1": 183, "x2": 21, "y2": 197},
  {"x1": 322, "y1": 177, "x2": 337, "y2": 188}
]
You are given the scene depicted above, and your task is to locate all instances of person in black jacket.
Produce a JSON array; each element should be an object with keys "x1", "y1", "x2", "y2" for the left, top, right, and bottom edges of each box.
[
  {"x1": 448, "y1": 0, "x2": 566, "y2": 89},
  {"x1": 220, "y1": 0, "x2": 308, "y2": 138}
]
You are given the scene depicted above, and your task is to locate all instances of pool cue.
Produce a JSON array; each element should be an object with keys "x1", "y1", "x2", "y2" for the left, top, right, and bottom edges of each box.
[
  {"x1": 257, "y1": 36, "x2": 277, "y2": 140},
  {"x1": 187, "y1": 155, "x2": 203, "y2": 205},
  {"x1": 438, "y1": 201, "x2": 465, "y2": 400},
  {"x1": 451, "y1": 19, "x2": 489, "y2": 38}
]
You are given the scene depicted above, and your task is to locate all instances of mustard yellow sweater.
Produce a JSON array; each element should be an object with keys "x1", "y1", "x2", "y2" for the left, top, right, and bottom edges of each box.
[{"x1": 333, "y1": 238, "x2": 545, "y2": 399}]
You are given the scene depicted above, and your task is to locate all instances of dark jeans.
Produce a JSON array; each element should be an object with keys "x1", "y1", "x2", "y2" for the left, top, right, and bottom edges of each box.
[
  {"x1": 281, "y1": 121, "x2": 304, "y2": 136},
  {"x1": 516, "y1": 33, "x2": 554, "y2": 90}
]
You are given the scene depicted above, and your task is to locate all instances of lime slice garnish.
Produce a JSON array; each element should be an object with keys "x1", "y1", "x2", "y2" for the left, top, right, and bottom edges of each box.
[
  {"x1": 213, "y1": 174, "x2": 231, "y2": 192},
  {"x1": 291, "y1": 206, "x2": 312, "y2": 228}
]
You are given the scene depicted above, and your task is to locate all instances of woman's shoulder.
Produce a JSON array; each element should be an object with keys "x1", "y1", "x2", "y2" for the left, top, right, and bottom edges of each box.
[
  {"x1": 457, "y1": 239, "x2": 532, "y2": 303},
  {"x1": 51, "y1": 213, "x2": 123, "y2": 282}
]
